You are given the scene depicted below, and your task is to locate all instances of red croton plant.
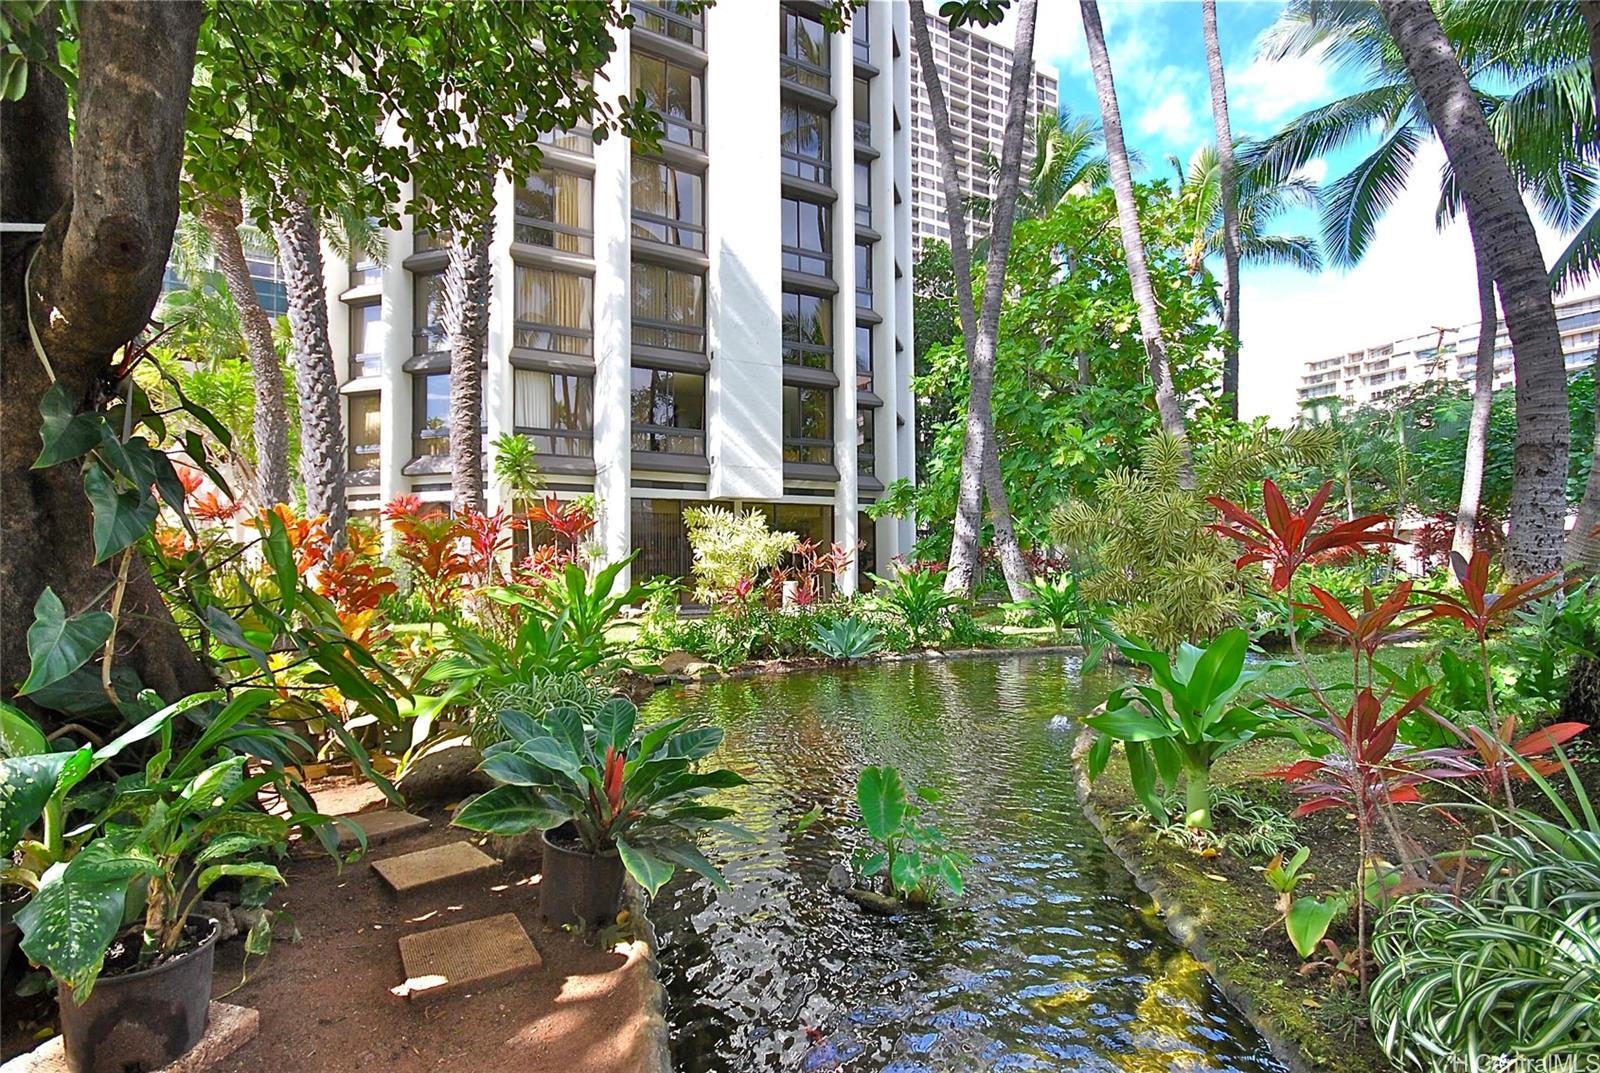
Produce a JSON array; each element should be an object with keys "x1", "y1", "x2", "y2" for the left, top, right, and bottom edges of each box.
[{"x1": 1207, "y1": 480, "x2": 1580, "y2": 993}]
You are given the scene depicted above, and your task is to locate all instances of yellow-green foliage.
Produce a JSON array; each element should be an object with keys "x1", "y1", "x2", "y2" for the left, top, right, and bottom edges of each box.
[
  {"x1": 682, "y1": 506, "x2": 796, "y2": 602},
  {"x1": 1053, "y1": 427, "x2": 1338, "y2": 650}
]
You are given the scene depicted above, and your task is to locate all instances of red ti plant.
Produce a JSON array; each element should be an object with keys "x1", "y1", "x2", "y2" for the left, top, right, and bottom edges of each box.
[
  {"x1": 454, "y1": 507, "x2": 524, "y2": 585},
  {"x1": 1412, "y1": 549, "x2": 1567, "y2": 805},
  {"x1": 1208, "y1": 480, "x2": 1401, "y2": 593},
  {"x1": 382, "y1": 496, "x2": 472, "y2": 615},
  {"x1": 526, "y1": 493, "x2": 596, "y2": 554},
  {"x1": 1261, "y1": 686, "x2": 1468, "y2": 994}
]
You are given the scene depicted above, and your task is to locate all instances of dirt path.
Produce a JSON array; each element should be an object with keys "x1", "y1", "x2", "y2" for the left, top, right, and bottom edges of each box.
[{"x1": 210, "y1": 813, "x2": 662, "y2": 1073}]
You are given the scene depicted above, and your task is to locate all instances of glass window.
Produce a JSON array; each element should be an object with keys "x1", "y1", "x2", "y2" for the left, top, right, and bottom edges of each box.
[
  {"x1": 782, "y1": 197, "x2": 832, "y2": 277},
  {"x1": 632, "y1": 52, "x2": 705, "y2": 149},
  {"x1": 853, "y1": 78, "x2": 871, "y2": 144},
  {"x1": 857, "y1": 511, "x2": 877, "y2": 586},
  {"x1": 855, "y1": 243, "x2": 872, "y2": 309},
  {"x1": 633, "y1": 1, "x2": 704, "y2": 48},
  {"x1": 348, "y1": 237, "x2": 381, "y2": 287},
  {"x1": 631, "y1": 367, "x2": 705, "y2": 455},
  {"x1": 413, "y1": 271, "x2": 447, "y2": 355},
  {"x1": 631, "y1": 156, "x2": 705, "y2": 250},
  {"x1": 783, "y1": 291, "x2": 832, "y2": 369},
  {"x1": 780, "y1": 102, "x2": 831, "y2": 185},
  {"x1": 348, "y1": 393, "x2": 381, "y2": 472},
  {"x1": 413, "y1": 372, "x2": 450, "y2": 458},
  {"x1": 855, "y1": 323, "x2": 872, "y2": 390},
  {"x1": 852, "y1": 12, "x2": 870, "y2": 65},
  {"x1": 514, "y1": 266, "x2": 593, "y2": 355},
  {"x1": 513, "y1": 369, "x2": 594, "y2": 457},
  {"x1": 516, "y1": 168, "x2": 594, "y2": 255},
  {"x1": 631, "y1": 498, "x2": 696, "y2": 595},
  {"x1": 783, "y1": 384, "x2": 833, "y2": 465},
  {"x1": 632, "y1": 263, "x2": 706, "y2": 354},
  {"x1": 780, "y1": 8, "x2": 830, "y2": 92},
  {"x1": 539, "y1": 125, "x2": 595, "y2": 155},
  {"x1": 855, "y1": 160, "x2": 871, "y2": 227},
  {"x1": 856, "y1": 407, "x2": 876, "y2": 475},
  {"x1": 350, "y1": 302, "x2": 383, "y2": 379},
  {"x1": 414, "y1": 229, "x2": 450, "y2": 254}
]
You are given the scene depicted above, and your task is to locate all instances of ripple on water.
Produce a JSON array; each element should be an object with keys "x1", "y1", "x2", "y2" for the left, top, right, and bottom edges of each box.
[{"x1": 645, "y1": 656, "x2": 1288, "y2": 1073}]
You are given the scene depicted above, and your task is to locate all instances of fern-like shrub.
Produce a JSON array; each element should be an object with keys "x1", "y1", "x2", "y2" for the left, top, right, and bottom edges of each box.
[{"x1": 1052, "y1": 427, "x2": 1337, "y2": 651}]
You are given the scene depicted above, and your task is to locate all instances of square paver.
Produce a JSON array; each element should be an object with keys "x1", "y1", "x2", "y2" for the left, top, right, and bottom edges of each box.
[
  {"x1": 371, "y1": 840, "x2": 499, "y2": 896},
  {"x1": 395, "y1": 913, "x2": 542, "y2": 1002},
  {"x1": 337, "y1": 809, "x2": 430, "y2": 850},
  {"x1": 0, "y1": 1002, "x2": 259, "y2": 1072}
]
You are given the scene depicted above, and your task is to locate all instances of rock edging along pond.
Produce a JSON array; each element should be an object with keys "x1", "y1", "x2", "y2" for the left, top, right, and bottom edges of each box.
[
  {"x1": 1068, "y1": 726, "x2": 1374, "y2": 1073},
  {"x1": 625, "y1": 878, "x2": 675, "y2": 1073}
]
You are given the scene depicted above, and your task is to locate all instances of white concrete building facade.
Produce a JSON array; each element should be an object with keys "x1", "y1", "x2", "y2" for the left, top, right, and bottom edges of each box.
[
  {"x1": 906, "y1": 11, "x2": 1058, "y2": 251},
  {"x1": 322, "y1": 1, "x2": 918, "y2": 591}
]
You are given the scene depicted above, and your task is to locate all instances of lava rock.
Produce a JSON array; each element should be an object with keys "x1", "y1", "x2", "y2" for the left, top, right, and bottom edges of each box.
[{"x1": 396, "y1": 744, "x2": 491, "y2": 804}]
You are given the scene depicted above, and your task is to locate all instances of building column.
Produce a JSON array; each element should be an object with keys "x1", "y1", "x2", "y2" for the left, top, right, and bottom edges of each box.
[
  {"x1": 869, "y1": 0, "x2": 901, "y2": 566},
  {"x1": 592, "y1": 45, "x2": 635, "y2": 582},
  {"x1": 832, "y1": 24, "x2": 859, "y2": 594},
  {"x1": 483, "y1": 171, "x2": 518, "y2": 515},
  {"x1": 891, "y1": 0, "x2": 918, "y2": 560}
]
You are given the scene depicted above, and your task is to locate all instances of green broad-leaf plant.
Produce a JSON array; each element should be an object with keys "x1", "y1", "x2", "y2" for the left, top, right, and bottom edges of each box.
[
  {"x1": 5, "y1": 689, "x2": 336, "y2": 1001},
  {"x1": 852, "y1": 765, "x2": 968, "y2": 906},
  {"x1": 452, "y1": 697, "x2": 750, "y2": 897},
  {"x1": 1085, "y1": 627, "x2": 1286, "y2": 830}
]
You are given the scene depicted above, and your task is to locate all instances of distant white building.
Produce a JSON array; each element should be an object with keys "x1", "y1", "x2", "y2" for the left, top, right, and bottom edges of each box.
[
  {"x1": 906, "y1": 11, "x2": 1058, "y2": 251},
  {"x1": 1297, "y1": 289, "x2": 1600, "y2": 411}
]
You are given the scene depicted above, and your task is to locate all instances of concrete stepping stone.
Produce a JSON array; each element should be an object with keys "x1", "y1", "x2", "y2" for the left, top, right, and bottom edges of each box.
[
  {"x1": 394, "y1": 913, "x2": 541, "y2": 1003},
  {"x1": 336, "y1": 809, "x2": 429, "y2": 850},
  {"x1": 0, "y1": 1002, "x2": 259, "y2": 1072},
  {"x1": 371, "y1": 840, "x2": 499, "y2": 896}
]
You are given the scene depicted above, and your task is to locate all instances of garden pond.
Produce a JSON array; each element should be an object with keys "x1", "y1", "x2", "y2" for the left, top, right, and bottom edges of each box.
[{"x1": 644, "y1": 654, "x2": 1288, "y2": 1073}]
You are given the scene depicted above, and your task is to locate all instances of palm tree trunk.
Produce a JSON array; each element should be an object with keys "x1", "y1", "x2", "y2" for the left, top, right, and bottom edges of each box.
[
  {"x1": 1201, "y1": 0, "x2": 1242, "y2": 421},
  {"x1": 273, "y1": 196, "x2": 348, "y2": 546},
  {"x1": 1453, "y1": 248, "x2": 1499, "y2": 560},
  {"x1": 1080, "y1": 0, "x2": 1193, "y2": 484},
  {"x1": 909, "y1": 0, "x2": 1033, "y2": 599},
  {"x1": 198, "y1": 196, "x2": 292, "y2": 507},
  {"x1": 1377, "y1": 0, "x2": 1569, "y2": 582},
  {"x1": 444, "y1": 216, "x2": 494, "y2": 514}
]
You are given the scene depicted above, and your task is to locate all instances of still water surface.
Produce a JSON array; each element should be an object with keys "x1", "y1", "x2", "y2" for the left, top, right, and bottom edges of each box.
[{"x1": 644, "y1": 654, "x2": 1287, "y2": 1073}]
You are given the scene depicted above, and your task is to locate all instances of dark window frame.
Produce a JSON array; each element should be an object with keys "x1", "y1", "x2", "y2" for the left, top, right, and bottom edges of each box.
[
  {"x1": 631, "y1": 366, "x2": 707, "y2": 456},
  {"x1": 412, "y1": 371, "x2": 451, "y2": 459},
  {"x1": 781, "y1": 8, "x2": 831, "y2": 92},
  {"x1": 632, "y1": 262, "x2": 708, "y2": 355},
  {"x1": 514, "y1": 265, "x2": 595, "y2": 357},
  {"x1": 783, "y1": 291, "x2": 834, "y2": 370},
  {"x1": 349, "y1": 301, "x2": 383, "y2": 379},
  {"x1": 631, "y1": 155, "x2": 706, "y2": 251},
  {"x1": 783, "y1": 383, "x2": 834, "y2": 465},
  {"x1": 781, "y1": 101, "x2": 832, "y2": 186},
  {"x1": 512, "y1": 369, "x2": 596, "y2": 459},
  {"x1": 632, "y1": 51, "x2": 706, "y2": 150},
  {"x1": 515, "y1": 167, "x2": 595, "y2": 255},
  {"x1": 782, "y1": 197, "x2": 833, "y2": 278},
  {"x1": 347, "y1": 392, "x2": 382, "y2": 473},
  {"x1": 633, "y1": 0, "x2": 705, "y2": 48}
]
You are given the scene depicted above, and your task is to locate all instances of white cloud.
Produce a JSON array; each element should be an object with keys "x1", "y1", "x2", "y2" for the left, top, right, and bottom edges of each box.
[
  {"x1": 1137, "y1": 90, "x2": 1197, "y2": 145},
  {"x1": 1229, "y1": 48, "x2": 1333, "y2": 129},
  {"x1": 1293, "y1": 157, "x2": 1328, "y2": 184}
]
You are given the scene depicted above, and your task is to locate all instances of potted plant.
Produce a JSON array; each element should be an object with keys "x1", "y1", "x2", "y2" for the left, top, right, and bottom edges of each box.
[
  {"x1": 453, "y1": 696, "x2": 748, "y2": 927},
  {"x1": 4, "y1": 691, "x2": 327, "y2": 1073}
]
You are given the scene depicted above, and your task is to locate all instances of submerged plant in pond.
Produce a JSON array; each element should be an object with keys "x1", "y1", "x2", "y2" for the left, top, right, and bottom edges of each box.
[
  {"x1": 452, "y1": 698, "x2": 750, "y2": 896},
  {"x1": 1085, "y1": 628, "x2": 1286, "y2": 830},
  {"x1": 851, "y1": 765, "x2": 967, "y2": 907}
]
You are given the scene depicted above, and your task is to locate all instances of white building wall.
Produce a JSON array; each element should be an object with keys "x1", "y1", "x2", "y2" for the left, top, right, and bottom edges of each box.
[{"x1": 592, "y1": 44, "x2": 635, "y2": 579}]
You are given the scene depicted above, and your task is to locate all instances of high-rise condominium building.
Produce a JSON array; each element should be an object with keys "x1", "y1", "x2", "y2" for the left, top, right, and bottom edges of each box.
[
  {"x1": 321, "y1": 1, "x2": 916, "y2": 591},
  {"x1": 1296, "y1": 289, "x2": 1600, "y2": 411},
  {"x1": 906, "y1": 12, "x2": 1059, "y2": 251}
]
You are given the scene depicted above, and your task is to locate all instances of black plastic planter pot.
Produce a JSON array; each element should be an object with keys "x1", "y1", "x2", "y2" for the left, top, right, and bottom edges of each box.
[
  {"x1": 539, "y1": 826, "x2": 624, "y2": 929},
  {"x1": 59, "y1": 916, "x2": 219, "y2": 1073}
]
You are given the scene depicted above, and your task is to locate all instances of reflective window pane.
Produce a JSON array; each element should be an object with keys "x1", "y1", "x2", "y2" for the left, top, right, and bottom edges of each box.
[
  {"x1": 514, "y1": 266, "x2": 593, "y2": 355},
  {"x1": 632, "y1": 263, "x2": 706, "y2": 354}
]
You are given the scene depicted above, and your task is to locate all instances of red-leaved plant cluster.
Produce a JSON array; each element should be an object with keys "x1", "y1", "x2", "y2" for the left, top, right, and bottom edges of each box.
[{"x1": 1207, "y1": 480, "x2": 1578, "y2": 993}]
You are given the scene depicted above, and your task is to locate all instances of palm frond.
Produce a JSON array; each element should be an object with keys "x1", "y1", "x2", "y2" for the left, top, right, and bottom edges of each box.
[
  {"x1": 1241, "y1": 83, "x2": 1414, "y2": 187},
  {"x1": 1236, "y1": 234, "x2": 1324, "y2": 273},
  {"x1": 1320, "y1": 123, "x2": 1424, "y2": 268},
  {"x1": 1550, "y1": 204, "x2": 1600, "y2": 294}
]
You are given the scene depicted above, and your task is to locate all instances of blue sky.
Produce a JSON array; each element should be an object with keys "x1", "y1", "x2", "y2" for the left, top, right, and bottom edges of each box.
[{"x1": 973, "y1": 1, "x2": 1588, "y2": 420}]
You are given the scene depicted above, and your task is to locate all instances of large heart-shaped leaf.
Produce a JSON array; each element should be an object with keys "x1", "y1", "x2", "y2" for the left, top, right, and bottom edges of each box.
[
  {"x1": 18, "y1": 834, "x2": 160, "y2": 999},
  {"x1": 34, "y1": 383, "x2": 104, "y2": 469},
  {"x1": 83, "y1": 465, "x2": 159, "y2": 564},
  {"x1": 664, "y1": 727, "x2": 723, "y2": 761},
  {"x1": 0, "y1": 703, "x2": 48, "y2": 759},
  {"x1": 1286, "y1": 896, "x2": 1346, "y2": 959},
  {"x1": 18, "y1": 588, "x2": 114, "y2": 697},
  {"x1": 197, "y1": 862, "x2": 284, "y2": 895},
  {"x1": 857, "y1": 765, "x2": 907, "y2": 842},
  {"x1": 593, "y1": 698, "x2": 637, "y2": 752},
  {"x1": 480, "y1": 749, "x2": 553, "y2": 787}
]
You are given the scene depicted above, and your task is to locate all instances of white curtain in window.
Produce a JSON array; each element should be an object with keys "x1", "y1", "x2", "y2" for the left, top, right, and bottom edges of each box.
[{"x1": 514, "y1": 369, "x2": 552, "y2": 430}]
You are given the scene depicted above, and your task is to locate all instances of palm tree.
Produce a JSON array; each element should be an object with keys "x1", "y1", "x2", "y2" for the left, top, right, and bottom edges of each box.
[
  {"x1": 1374, "y1": 0, "x2": 1570, "y2": 580},
  {"x1": 1253, "y1": 0, "x2": 1593, "y2": 571},
  {"x1": 1079, "y1": 0, "x2": 1192, "y2": 483},
  {"x1": 444, "y1": 216, "x2": 495, "y2": 514},
  {"x1": 908, "y1": 0, "x2": 1037, "y2": 599},
  {"x1": 273, "y1": 196, "x2": 349, "y2": 547},
  {"x1": 971, "y1": 108, "x2": 1110, "y2": 225},
  {"x1": 172, "y1": 201, "x2": 294, "y2": 507},
  {"x1": 1172, "y1": 147, "x2": 1323, "y2": 278},
  {"x1": 1201, "y1": 0, "x2": 1243, "y2": 419}
]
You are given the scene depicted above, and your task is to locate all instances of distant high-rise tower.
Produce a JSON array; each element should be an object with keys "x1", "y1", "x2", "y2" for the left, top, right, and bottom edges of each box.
[{"x1": 907, "y1": 12, "x2": 1059, "y2": 252}]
